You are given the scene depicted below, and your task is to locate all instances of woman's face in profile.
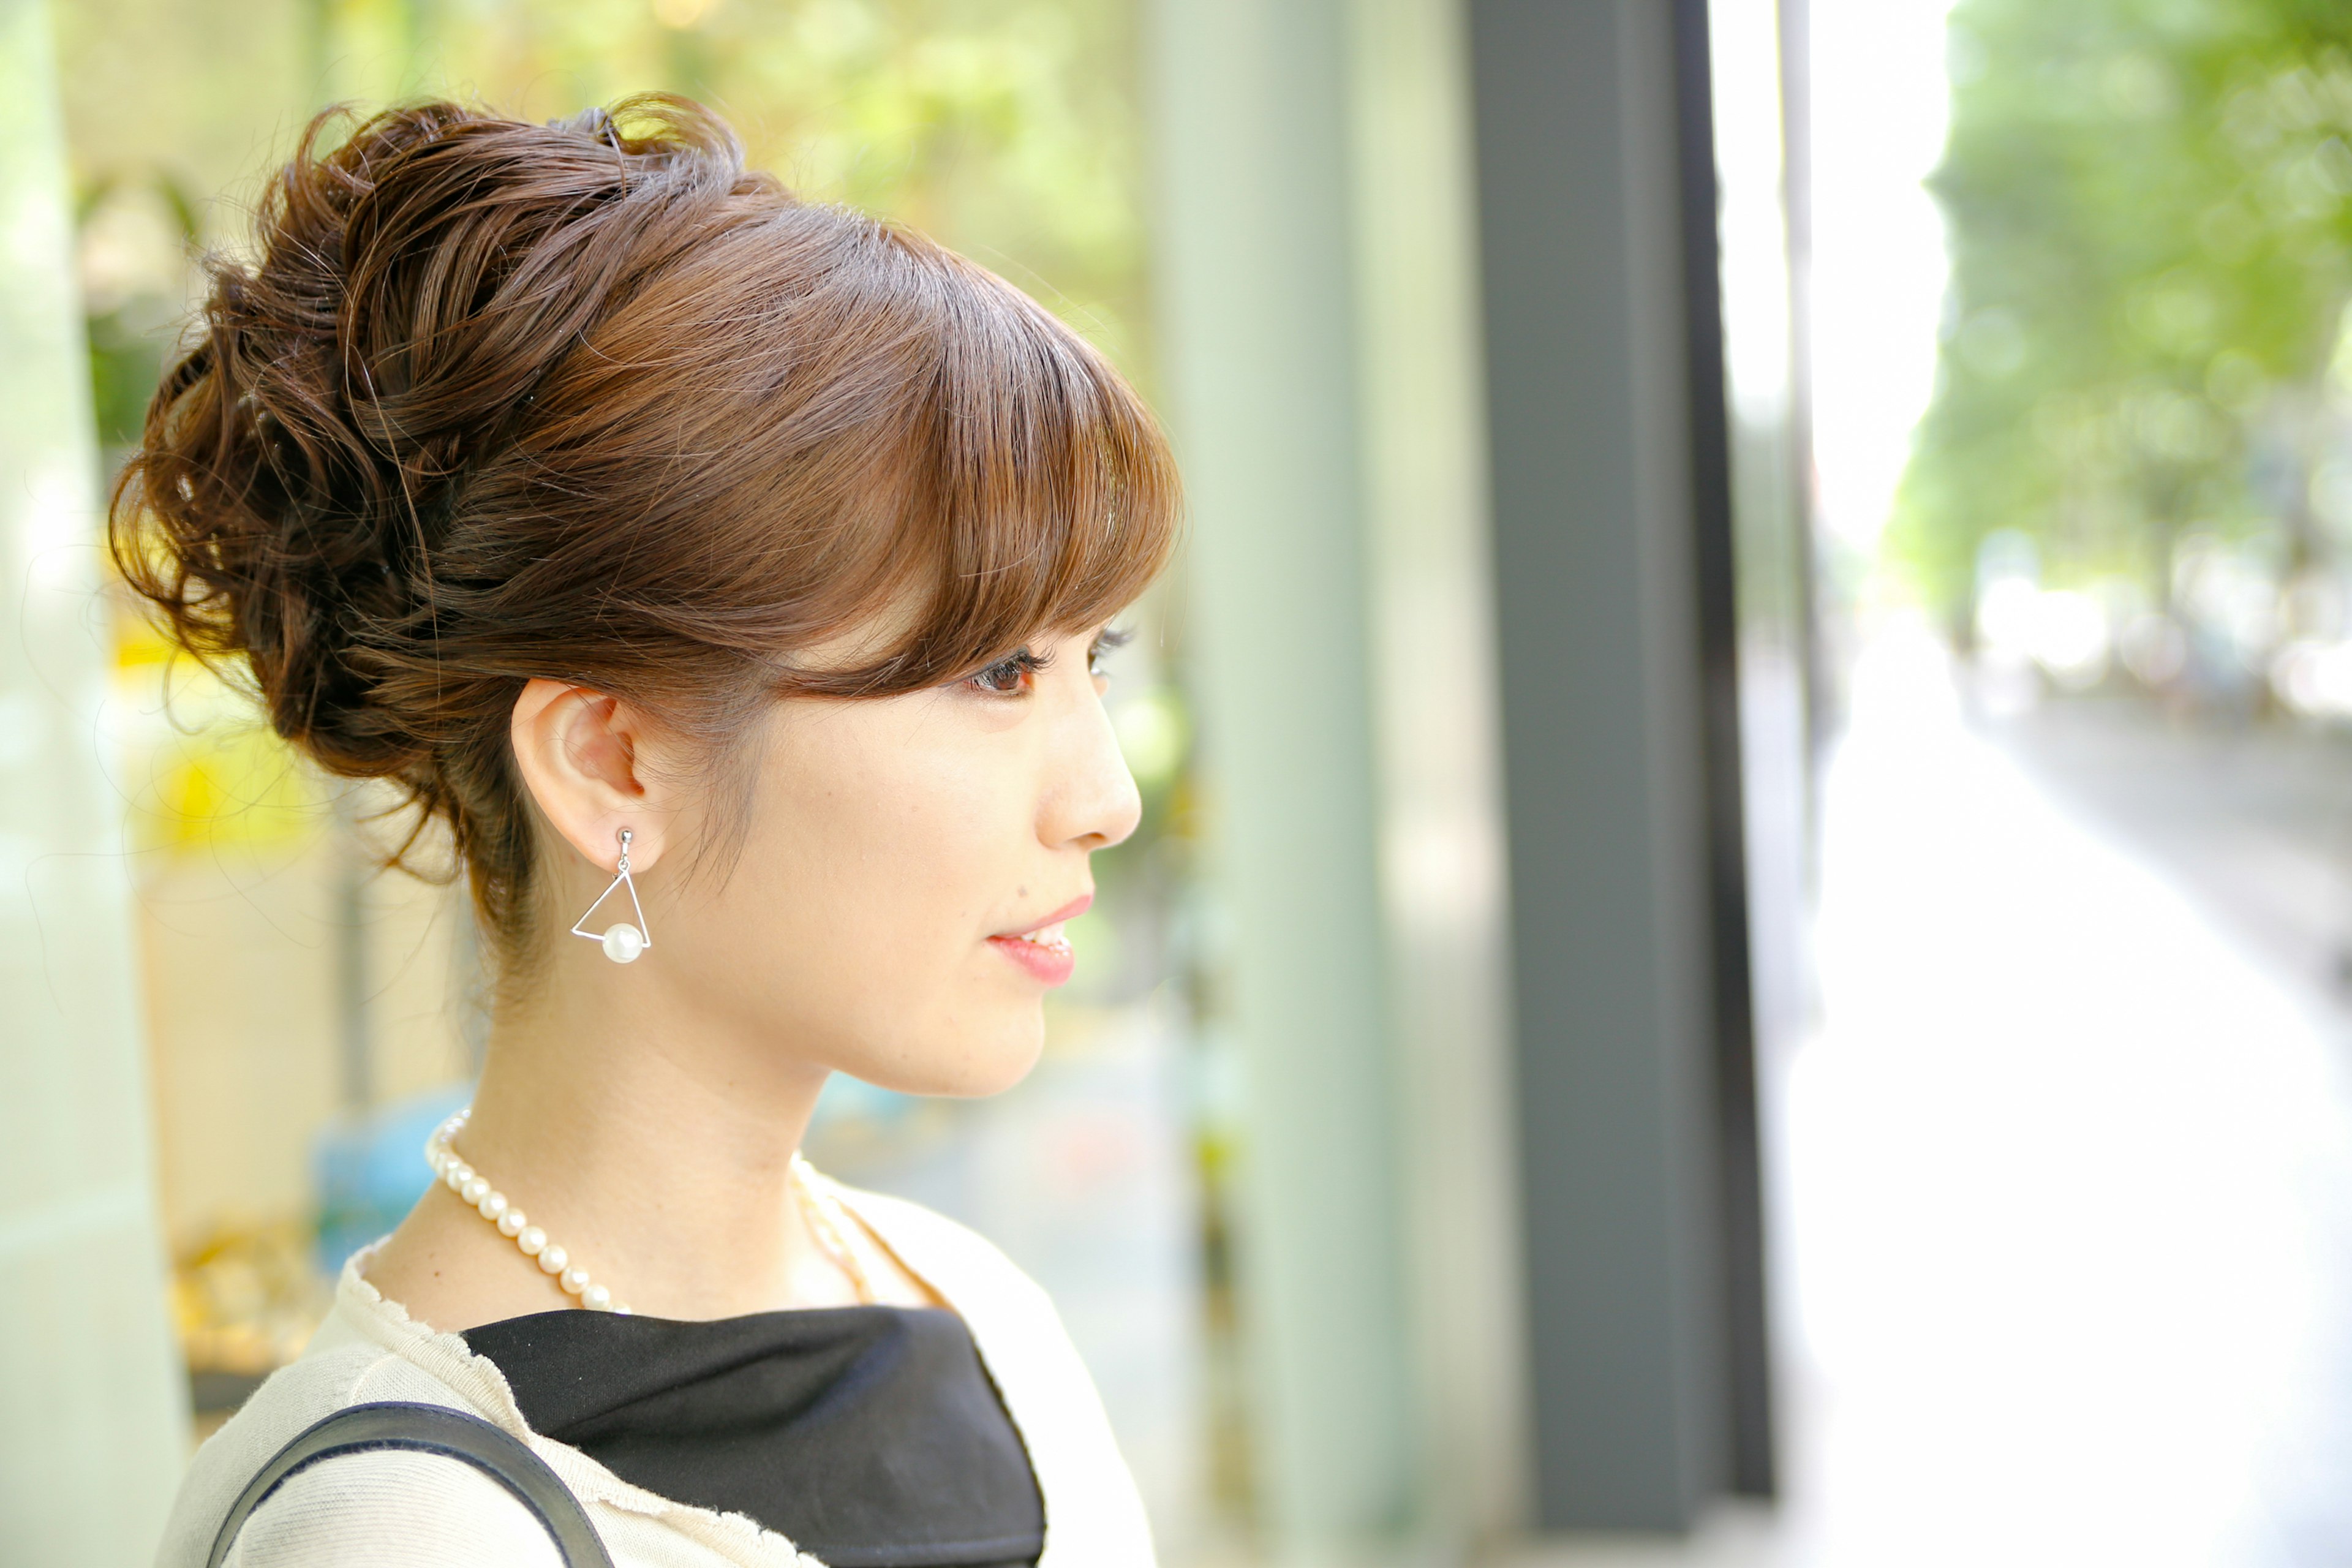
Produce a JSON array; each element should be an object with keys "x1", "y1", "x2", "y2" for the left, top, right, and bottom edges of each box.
[{"x1": 664, "y1": 623, "x2": 1141, "y2": 1097}]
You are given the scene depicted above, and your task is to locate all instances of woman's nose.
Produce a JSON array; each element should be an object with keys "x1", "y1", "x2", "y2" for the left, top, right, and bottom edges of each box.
[{"x1": 1044, "y1": 677, "x2": 1143, "y2": 851}]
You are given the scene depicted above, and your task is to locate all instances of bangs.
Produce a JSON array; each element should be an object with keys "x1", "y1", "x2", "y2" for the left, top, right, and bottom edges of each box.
[
  {"x1": 767, "y1": 239, "x2": 1181, "y2": 698},
  {"x1": 496, "y1": 190, "x2": 1180, "y2": 712}
]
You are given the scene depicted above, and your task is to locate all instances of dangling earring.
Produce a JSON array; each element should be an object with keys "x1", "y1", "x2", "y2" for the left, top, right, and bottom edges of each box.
[{"x1": 572, "y1": 827, "x2": 652, "y2": 964}]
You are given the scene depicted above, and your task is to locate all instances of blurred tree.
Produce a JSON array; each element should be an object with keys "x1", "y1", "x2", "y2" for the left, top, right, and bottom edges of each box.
[
  {"x1": 1893, "y1": 0, "x2": 2352, "y2": 633},
  {"x1": 338, "y1": 0, "x2": 1153, "y2": 376},
  {"x1": 59, "y1": 0, "x2": 1153, "y2": 385}
]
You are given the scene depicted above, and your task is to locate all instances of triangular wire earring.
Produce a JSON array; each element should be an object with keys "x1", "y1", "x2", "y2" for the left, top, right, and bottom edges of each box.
[{"x1": 572, "y1": 827, "x2": 652, "y2": 964}]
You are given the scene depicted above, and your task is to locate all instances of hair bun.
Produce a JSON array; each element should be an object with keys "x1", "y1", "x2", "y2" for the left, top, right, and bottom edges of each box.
[{"x1": 111, "y1": 97, "x2": 748, "y2": 779}]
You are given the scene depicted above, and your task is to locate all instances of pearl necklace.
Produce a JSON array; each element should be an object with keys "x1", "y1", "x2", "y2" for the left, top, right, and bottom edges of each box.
[{"x1": 425, "y1": 1108, "x2": 875, "y2": 1313}]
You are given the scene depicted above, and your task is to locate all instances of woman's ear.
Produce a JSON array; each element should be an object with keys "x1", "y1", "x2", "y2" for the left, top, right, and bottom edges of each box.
[{"x1": 509, "y1": 679, "x2": 677, "y2": 873}]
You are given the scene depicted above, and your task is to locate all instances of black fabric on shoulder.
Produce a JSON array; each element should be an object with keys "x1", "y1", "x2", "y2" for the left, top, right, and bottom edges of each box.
[{"x1": 462, "y1": 1305, "x2": 1042, "y2": 1568}]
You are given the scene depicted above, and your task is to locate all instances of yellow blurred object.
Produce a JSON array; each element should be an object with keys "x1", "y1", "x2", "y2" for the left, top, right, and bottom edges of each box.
[
  {"x1": 170, "y1": 1219, "x2": 332, "y2": 1381},
  {"x1": 108, "y1": 617, "x2": 323, "y2": 856}
]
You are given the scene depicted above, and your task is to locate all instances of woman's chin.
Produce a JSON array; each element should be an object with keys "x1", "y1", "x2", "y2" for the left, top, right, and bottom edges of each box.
[
  {"x1": 954, "y1": 1019, "x2": 1049, "y2": 1097},
  {"x1": 952, "y1": 1047, "x2": 1046, "y2": 1099},
  {"x1": 854, "y1": 1013, "x2": 1046, "y2": 1100}
]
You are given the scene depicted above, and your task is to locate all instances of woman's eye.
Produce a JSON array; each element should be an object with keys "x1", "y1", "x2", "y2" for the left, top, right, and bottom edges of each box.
[{"x1": 970, "y1": 653, "x2": 1035, "y2": 695}]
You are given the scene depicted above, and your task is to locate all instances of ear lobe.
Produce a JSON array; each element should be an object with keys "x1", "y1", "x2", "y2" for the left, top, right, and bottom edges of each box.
[{"x1": 510, "y1": 678, "x2": 672, "y2": 873}]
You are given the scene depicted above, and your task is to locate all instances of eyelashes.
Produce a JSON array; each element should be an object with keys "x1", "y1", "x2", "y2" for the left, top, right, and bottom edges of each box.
[
  {"x1": 964, "y1": 627, "x2": 1133, "y2": 696},
  {"x1": 969, "y1": 647, "x2": 1049, "y2": 696},
  {"x1": 1090, "y1": 626, "x2": 1134, "y2": 674}
]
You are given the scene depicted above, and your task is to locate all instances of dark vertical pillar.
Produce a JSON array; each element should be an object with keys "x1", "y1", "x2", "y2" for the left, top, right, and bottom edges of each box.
[
  {"x1": 1468, "y1": 0, "x2": 1765, "y2": 1530},
  {"x1": 1671, "y1": 0, "x2": 1776, "y2": 1503}
]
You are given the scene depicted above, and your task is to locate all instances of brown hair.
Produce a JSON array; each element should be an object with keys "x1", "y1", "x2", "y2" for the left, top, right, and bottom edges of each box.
[{"x1": 111, "y1": 97, "x2": 1178, "y2": 967}]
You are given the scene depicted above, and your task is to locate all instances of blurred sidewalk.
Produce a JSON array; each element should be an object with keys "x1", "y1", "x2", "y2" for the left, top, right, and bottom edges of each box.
[
  {"x1": 1509, "y1": 620, "x2": 2352, "y2": 1567},
  {"x1": 1992, "y1": 690, "x2": 2352, "y2": 1013}
]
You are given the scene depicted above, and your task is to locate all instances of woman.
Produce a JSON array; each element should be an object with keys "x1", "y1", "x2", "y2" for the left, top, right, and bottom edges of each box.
[{"x1": 124, "y1": 97, "x2": 1178, "y2": 1567}]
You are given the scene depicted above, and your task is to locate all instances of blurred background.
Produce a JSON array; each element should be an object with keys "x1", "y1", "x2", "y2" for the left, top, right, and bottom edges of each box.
[{"x1": 10, "y1": 0, "x2": 2352, "y2": 1564}]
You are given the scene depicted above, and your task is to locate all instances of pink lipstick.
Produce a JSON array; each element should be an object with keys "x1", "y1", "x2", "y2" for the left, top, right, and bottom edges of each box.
[{"x1": 987, "y1": 893, "x2": 1091, "y2": 987}]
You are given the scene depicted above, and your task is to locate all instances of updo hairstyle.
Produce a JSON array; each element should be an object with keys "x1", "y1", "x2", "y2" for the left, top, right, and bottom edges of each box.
[{"x1": 111, "y1": 97, "x2": 1178, "y2": 970}]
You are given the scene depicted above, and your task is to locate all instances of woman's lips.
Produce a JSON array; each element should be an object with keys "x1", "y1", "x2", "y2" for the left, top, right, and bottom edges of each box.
[{"x1": 988, "y1": 894, "x2": 1090, "y2": 987}]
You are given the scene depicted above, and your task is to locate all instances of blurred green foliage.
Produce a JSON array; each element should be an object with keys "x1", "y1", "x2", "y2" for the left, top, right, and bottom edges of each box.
[
  {"x1": 1893, "y1": 0, "x2": 2352, "y2": 627},
  {"x1": 58, "y1": 0, "x2": 1153, "y2": 406}
]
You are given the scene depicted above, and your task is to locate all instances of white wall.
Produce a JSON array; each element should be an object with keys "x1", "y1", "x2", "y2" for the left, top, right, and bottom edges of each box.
[{"x1": 0, "y1": 0, "x2": 189, "y2": 1558}]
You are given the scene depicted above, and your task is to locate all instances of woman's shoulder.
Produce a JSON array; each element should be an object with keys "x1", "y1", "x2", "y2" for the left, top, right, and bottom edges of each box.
[
  {"x1": 187, "y1": 1444, "x2": 567, "y2": 1568},
  {"x1": 156, "y1": 1308, "x2": 545, "y2": 1567},
  {"x1": 161, "y1": 1261, "x2": 829, "y2": 1568}
]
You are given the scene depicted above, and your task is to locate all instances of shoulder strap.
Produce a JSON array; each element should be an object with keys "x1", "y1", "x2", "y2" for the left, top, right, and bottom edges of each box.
[{"x1": 205, "y1": 1401, "x2": 613, "y2": 1568}]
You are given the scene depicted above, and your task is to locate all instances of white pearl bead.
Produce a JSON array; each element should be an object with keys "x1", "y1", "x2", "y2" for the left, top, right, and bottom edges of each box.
[
  {"x1": 423, "y1": 1109, "x2": 627, "y2": 1316},
  {"x1": 601, "y1": 923, "x2": 646, "y2": 964}
]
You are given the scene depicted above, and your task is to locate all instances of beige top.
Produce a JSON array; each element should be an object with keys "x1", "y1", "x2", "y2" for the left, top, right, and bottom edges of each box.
[{"x1": 156, "y1": 1181, "x2": 1156, "y2": 1568}]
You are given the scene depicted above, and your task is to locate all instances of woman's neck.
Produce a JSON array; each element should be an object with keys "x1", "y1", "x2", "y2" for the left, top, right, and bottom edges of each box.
[
  {"x1": 470, "y1": 1032, "x2": 837, "y2": 1316},
  {"x1": 366, "y1": 967, "x2": 883, "y2": 1328}
]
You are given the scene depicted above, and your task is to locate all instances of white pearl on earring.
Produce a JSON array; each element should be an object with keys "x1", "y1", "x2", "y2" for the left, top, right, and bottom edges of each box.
[
  {"x1": 573, "y1": 829, "x2": 652, "y2": 964},
  {"x1": 538, "y1": 1244, "x2": 570, "y2": 1276}
]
